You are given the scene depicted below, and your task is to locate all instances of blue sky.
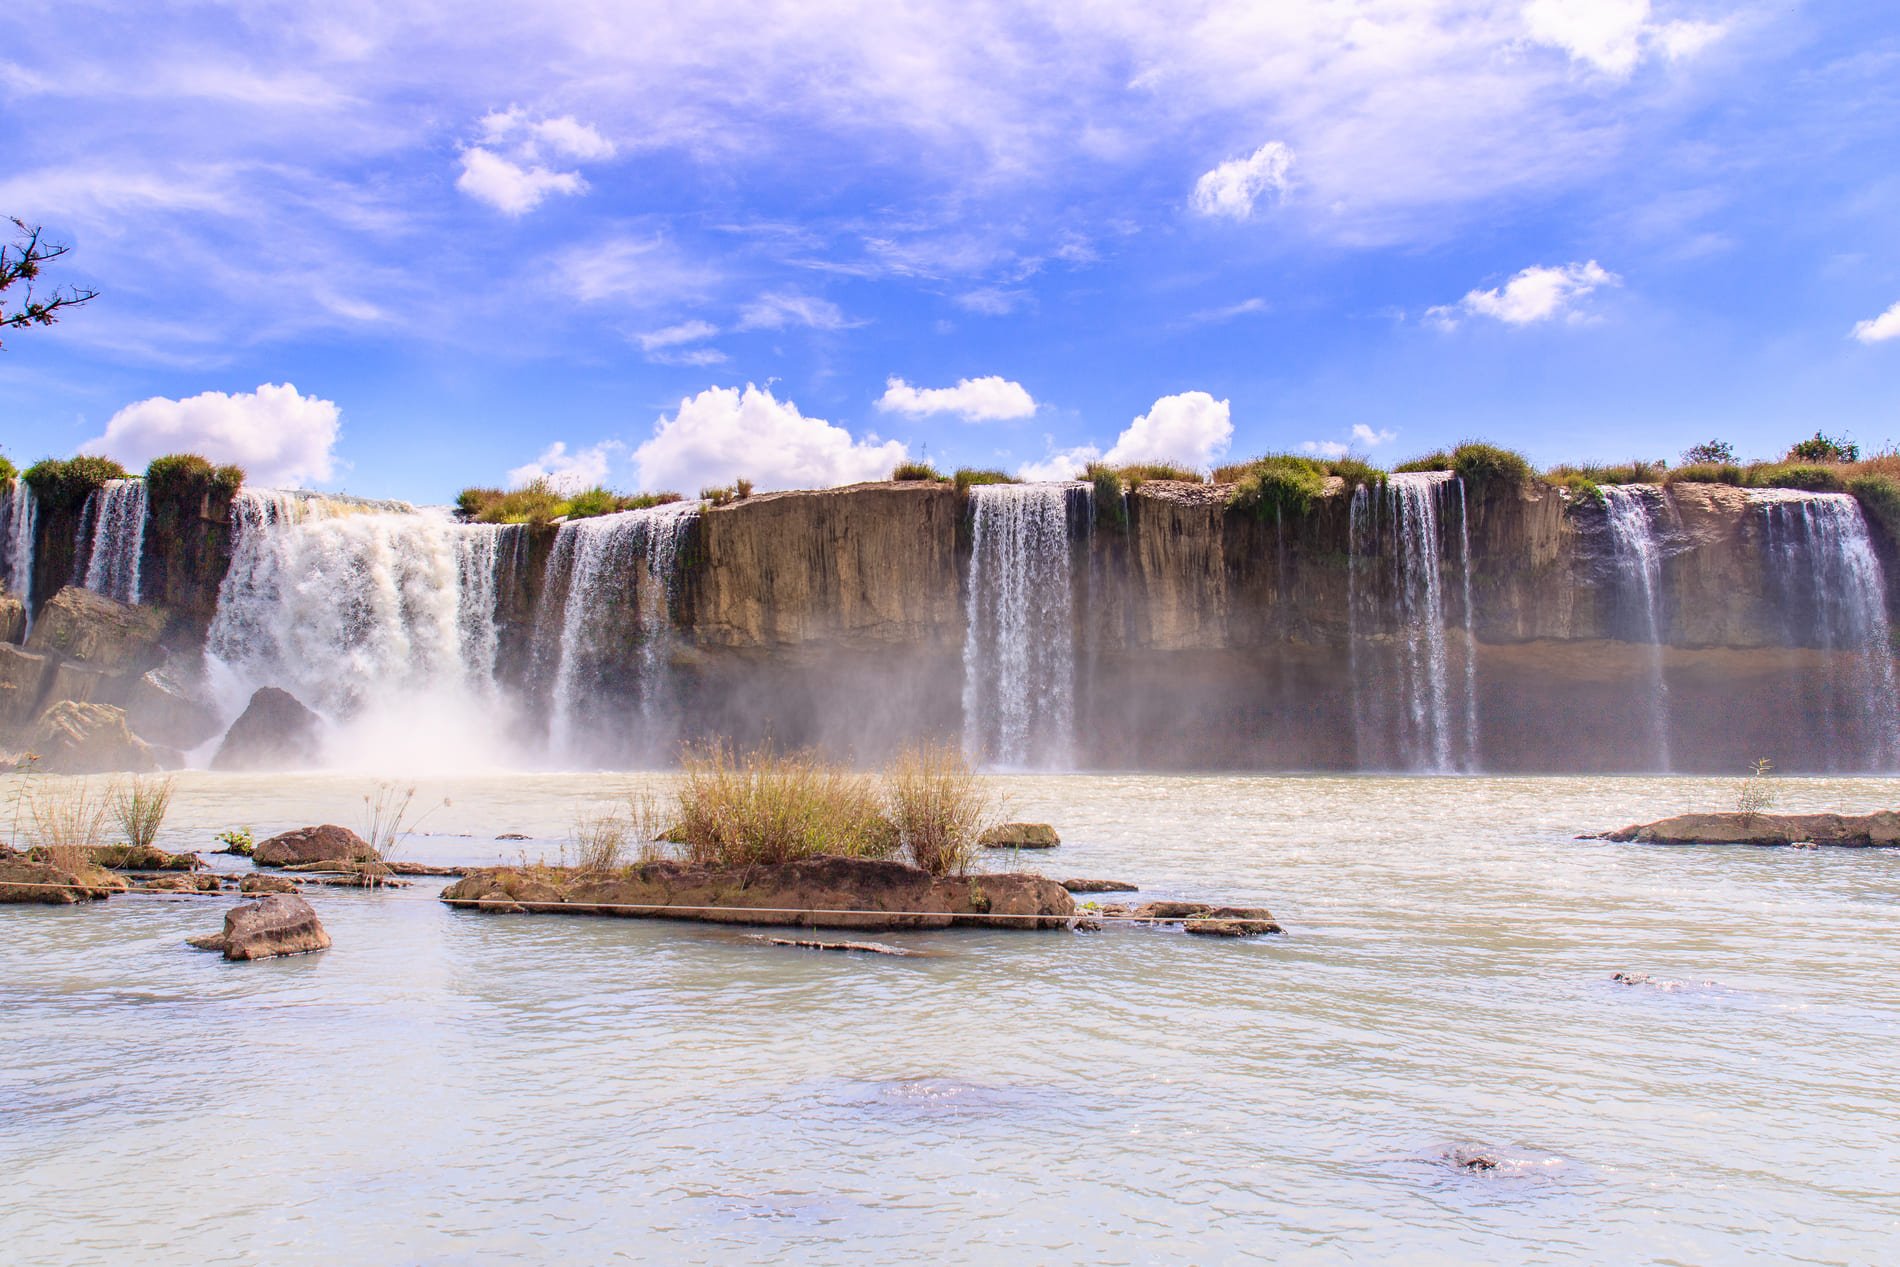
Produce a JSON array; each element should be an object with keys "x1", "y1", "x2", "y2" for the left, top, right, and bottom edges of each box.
[{"x1": 1, "y1": 0, "x2": 1897, "y2": 500}]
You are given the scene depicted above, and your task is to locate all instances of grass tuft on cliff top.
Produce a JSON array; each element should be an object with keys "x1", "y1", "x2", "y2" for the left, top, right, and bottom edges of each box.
[
  {"x1": 891, "y1": 460, "x2": 948, "y2": 482},
  {"x1": 953, "y1": 467, "x2": 1018, "y2": 493},
  {"x1": 456, "y1": 478, "x2": 683, "y2": 524},
  {"x1": 145, "y1": 453, "x2": 244, "y2": 500},
  {"x1": 1225, "y1": 455, "x2": 1328, "y2": 520},
  {"x1": 23, "y1": 455, "x2": 129, "y2": 510}
]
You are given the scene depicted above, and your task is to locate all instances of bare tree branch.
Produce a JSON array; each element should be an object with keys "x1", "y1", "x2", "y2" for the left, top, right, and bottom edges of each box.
[{"x1": 1, "y1": 217, "x2": 97, "y2": 348}]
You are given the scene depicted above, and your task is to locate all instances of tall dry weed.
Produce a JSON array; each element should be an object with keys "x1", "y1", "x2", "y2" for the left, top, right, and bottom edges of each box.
[
  {"x1": 110, "y1": 774, "x2": 175, "y2": 850},
  {"x1": 672, "y1": 744, "x2": 893, "y2": 867},
  {"x1": 882, "y1": 742, "x2": 996, "y2": 876}
]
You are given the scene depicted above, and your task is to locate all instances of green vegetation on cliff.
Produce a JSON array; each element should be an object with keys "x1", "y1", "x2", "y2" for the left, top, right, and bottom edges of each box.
[
  {"x1": 456, "y1": 479, "x2": 683, "y2": 524},
  {"x1": 0, "y1": 454, "x2": 15, "y2": 487},
  {"x1": 1849, "y1": 474, "x2": 1900, "y2": 541},
  {"x1": 23, "y1": 455, "x2": 128, "y2": 510},
  {"x1": 145, "y1": 453, "x2": 244, "y2": 499},
  {"x1": 953, "y1": 467, "x2": 1017, "y2": 493},
  {"x1": 890, "y1": 460, "x2": 947, "y2": 482},
  {"x1": 1226, "y1": 455, "x2": 1327, "y2": 521},
  {"x1": 1666, "y1": 461, "x2": 1845, "y2": 492}
]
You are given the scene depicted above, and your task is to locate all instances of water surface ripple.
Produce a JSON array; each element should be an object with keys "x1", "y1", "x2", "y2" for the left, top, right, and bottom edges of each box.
[{"x1": 4, "y1": 773, "x2": 1898, "y2": 1264}]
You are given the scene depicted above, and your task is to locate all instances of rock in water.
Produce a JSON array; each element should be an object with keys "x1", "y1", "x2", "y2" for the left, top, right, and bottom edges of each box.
[
  {"x1": 1597, "y1": 811, "x2": 1900, "y2": 847},
  {"x1": 252, "y1": 824, "x2": 378, "y2": 868},
  {"x1": 188, "y1": 894, "x2": 331, "y2": 961},
  {"x1": 239, "y1": 873, "x2": 302, "y2": 895},
  {"x1": 122, "y1": 666, "x2": 223, "y2": 749},
  {"x1": 210, "y1": 686, "x2": 323, "y2": 771},
  {"x1": 24, "y1": 700, "x2": 163, "y2": 773},
  {"x1": 1062, "y1": 878, "x2": 1137, "y2": 893},
  {"x1": 0, "y1": 852, "x2": 126, "y2": 903},
  {"x1": 978, "y1": 822, "x2": 1061, "y2": 848}
]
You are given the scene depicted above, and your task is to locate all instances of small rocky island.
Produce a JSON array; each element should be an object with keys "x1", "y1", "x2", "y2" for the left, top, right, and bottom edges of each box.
[{"x1": 1597, "y1": 811, "x2": 1900, "y2": 847}]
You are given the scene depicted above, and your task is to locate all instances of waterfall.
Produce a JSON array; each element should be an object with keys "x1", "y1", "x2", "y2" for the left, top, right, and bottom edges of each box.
[
  {"x1": 2, "y1": 480, "x2": 35, "y2": 630},
  {"x1": 80, "y1": 479, "x2": 149, "y2": 604},
  {"x1": 207, "y1": 490, "x2": 510, "y2": 766},
  {"x1": 962, "y1": 482, "x2": 1086, "y2": 769},
  {"x1": 537, "y1": 502, "x2": 699, "y2": 765},
  {"x1": 1757, "y1": 490, "x2": 1900, "y2": 769},
  {"x1": 1601, "y1": 485, "x2": 1672, "y2": 769},
  {"x1": 1349, "y1": 472, "x2": 1476, "y2": 772}
]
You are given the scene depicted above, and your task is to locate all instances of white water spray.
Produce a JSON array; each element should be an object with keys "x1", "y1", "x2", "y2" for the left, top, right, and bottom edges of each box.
[
  {"x1": 1601, "y1": 485, "x2": 1672, "y2": 769},
  {"x1": 2, "y1": 480, "x2": 36, "y2": 630}
]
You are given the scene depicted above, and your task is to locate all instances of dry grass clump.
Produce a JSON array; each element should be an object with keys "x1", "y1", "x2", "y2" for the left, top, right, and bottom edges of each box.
[
  {"x1": 361, "y1": 782, "x2": 449, "y2": 860},
  {"x1": 110, "y1": 774, "x2": 175, "y2": 850},
  {"x1": 28, "y1": 780, "x2": 110, "y2": 872},
  {"x1": 882, "y1": 742, "x2": 995, "y2": 876},
  {"x1": 673, "y1": 745, "x2": 894, "y2": 867},
  {"x1": 657, "y1": 743, "x2": 1000, "y2": 875},
  {"x1": 456, "y1": 478, "x2": 684, "y2": 524}
]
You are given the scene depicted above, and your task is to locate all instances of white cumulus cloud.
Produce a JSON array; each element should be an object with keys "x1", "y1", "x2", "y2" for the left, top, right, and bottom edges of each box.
[
  {"x1": 1524, "y1": 0, "x2": 1726, "y2": 78},
  {"x1": 633, "y1": 384, "x2": 906, "y2": 493},
  {"x1": 1427, "y1": 260, "x2": 1619, "y2": 328},
  {"x1": 1016, "y1": 390, "x2": 1233, "y2": 481},
  {"x1": 457, "y1": 108, "x2": 613, "y2": 215},
  {"x1": 1851, "y1": 300, "x2": 1900, "y2": 345},
  {"x1": 1190, "y1": 141, "x2": 1294, "y2": 220},
  {"x1": 506, "y1": 440, "x2": 624, "y2": 493},
  {"x1": 82, "y1": 382, "x2": 340, "y2": 487},
  {"x1": 876, "y1": 375, "x2": 1036, "y2": 422}
]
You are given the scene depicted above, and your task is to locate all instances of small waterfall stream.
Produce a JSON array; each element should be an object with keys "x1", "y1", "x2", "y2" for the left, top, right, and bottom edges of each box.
[
  {"x1": 1757, "y1": 490, "x2": 1900, "y2": 770},
  {"x1": 537, "y1": 502, "x2": 699, "y2": 764},
  {"x1": 962, "y1": 482, "x2": 1086, "y2": 769},
  {"x1": 208, "y1": 490, "x2": 509, "y2": 765},
  {"x1": 2, "y1": 481, "x2": 36, "y2": 629},
  {"x1": 80, "y1": 479, "x2": 149, "y2": 605},
  {"x1": 1349, "y1": 471, "x2": 1477, "y2": 772},
  {"x1": 1601, "y1": 485, "x2": 1672, "y2": 768}
]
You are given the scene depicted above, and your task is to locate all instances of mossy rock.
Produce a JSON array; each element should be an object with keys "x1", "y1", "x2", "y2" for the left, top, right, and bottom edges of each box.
[{"x1": 979, "y1": 822, "x2": 1061, "y2": 848}]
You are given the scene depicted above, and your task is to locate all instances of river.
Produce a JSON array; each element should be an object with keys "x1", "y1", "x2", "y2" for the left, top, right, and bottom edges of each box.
[{"x1": 3, "y1": 772, "x2": 1897, "y2": 1263}]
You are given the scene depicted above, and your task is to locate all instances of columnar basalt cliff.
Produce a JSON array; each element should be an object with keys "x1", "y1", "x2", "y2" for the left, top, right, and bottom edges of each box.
[{"x1": 2, "y1": 471, "x2": 1895, "y2": 773}]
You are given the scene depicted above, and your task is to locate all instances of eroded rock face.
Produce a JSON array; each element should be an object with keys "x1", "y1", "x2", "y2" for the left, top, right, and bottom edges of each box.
[
  {"x1": 1601, "y1": 811, "x2": 1900, "y2": 846},
  {"x1": 0, "y1": 643, "x2": 52, "y2": 727},
  {"x1": 210, "y1": 687, "x2": 323, "y2": 771},
  {"x1": 252, "y1": 824, "x2": 378, "y2": 868},
  {"x1": 0, "y1": 593, "x2": 25, "y2": 645},
  {"x1": 442, "y1": 855, "x2": 1076, "y2": 931},
  {"x1": 23, "y1": 700, "x2": 162, "y2": 774},
  {"x1": 24, "y1": 587, "x2": 167, "y2": 673},
  {"x1": 188, "y1": 894, "x2": 331, "y2": 961},
  {"x1": 122, "y1": 667, "x2": 223, "y2": 750}
]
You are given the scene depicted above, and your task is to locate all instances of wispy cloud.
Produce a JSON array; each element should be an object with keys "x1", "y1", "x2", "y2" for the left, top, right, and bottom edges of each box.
[{"x1": 1427, "y1": 261, "x2": 1620, "y2": 329}]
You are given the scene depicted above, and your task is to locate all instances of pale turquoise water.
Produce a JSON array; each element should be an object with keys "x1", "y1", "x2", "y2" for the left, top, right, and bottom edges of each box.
[{"x1": 3, "y1": 774, "x2": 1898, "y2": 1264}]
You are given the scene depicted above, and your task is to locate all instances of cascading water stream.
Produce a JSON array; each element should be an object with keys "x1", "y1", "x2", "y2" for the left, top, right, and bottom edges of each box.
[
  {"x1": 1757, "y1": 490, "x2": 1900, "y2": 770},
  {"x1": 1601, "y1": 485, "x2": 1672, "y2": 769},
  {"x1": 207, "y1": 490, "x2": 509, "y2": 766},
  {"x1": 1349, "y1": 472, "x2": 1477, "y2": 772},
  {"x1": 962, "y1": 482, "x2": 1085, "y2": 769},
  {"x1": 80, "y1": 478, "x2": 149, "y2": 604},
  {"x1": 537, "y1": 501, "x2": 699, "y2": 765},
  {"x1": 2, "y1": 480, "x2": 36, "y2": 630}
]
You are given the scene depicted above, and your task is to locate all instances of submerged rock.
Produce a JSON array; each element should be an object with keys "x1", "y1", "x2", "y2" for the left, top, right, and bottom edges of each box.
[
  {"x1": 252, "y1": 824, "x2": 378, "y2": 868},
  {"x1": 0, "y1": 852, "x2": 126, "y2": 903},
  {"x1": 1114, "y1": 900, "x2": 1283, "y2": 935},
  {"x1": 979, "y1": 822, "x2": 1061, "y2": 848},
  {"x1": 1598, "y1": 811, "x2": 1900, "y2": 847},
  {"x1": 23, "y1": 700, "x2": 163, "y2": 774},
  {"x1": 76, "y1": 843, "x2": 200, "y2": 871},
  {"x1": 442, "y1": 856, "x2": 1076, "y2": 931},
  {"x1": 755, "y1": 936, "x2": 918, "y2": 956},
  {"x1": 188, "y1": 894, "x2": 331, "y2": 961},
  {"x1": 136, "y1": 873, "x2": 222, "y2": 893},
  {"x1": 210, "y1": 686, "x2": 323, "y2": 771},
  {"x1": 282, "y1": 859, "x2": 410, "y2": 888},
  {"x1": 239, "y1": 873, "x2": 302, "y2": 895}
]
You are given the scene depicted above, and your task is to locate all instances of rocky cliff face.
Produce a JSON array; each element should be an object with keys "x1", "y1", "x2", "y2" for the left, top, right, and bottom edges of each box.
[{"x1": 2, "y1": 473, "x2": 1892, "y2": 773}]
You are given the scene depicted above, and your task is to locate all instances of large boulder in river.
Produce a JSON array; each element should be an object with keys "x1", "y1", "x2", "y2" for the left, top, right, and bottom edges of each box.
[
  {"x1": 24, "y1": 586, "x2": 167, "y2": 673},
  {"x1": 188, "y1": 894, "x2": 331, "y2": 961},
  {"x1": 1600, "y1": 811, "x2": 1900, "y2": 847},
  {"x1": 23, "y1": 700, "x2": 163, "y2": 773},
  {"x1": 211, "y1": 687, "x2": 323, "y2": 770},
  {"x1": 252, "y1": 824, "x2": 378, "y2": 868}
]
